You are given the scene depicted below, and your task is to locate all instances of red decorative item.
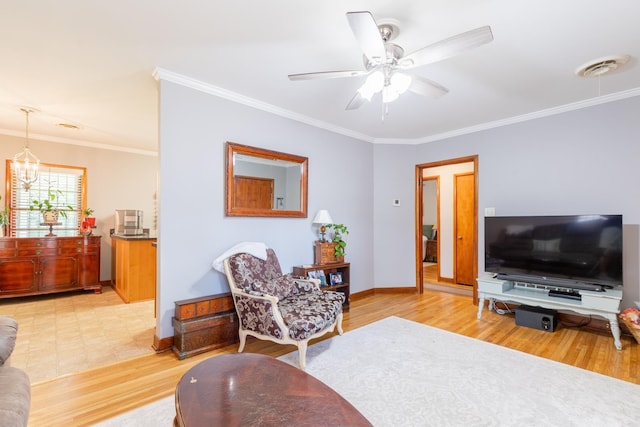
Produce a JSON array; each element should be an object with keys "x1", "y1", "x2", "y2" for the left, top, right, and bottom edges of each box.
[{"x1": 79, "y1": 221, "x2": 92, "y2": 236}]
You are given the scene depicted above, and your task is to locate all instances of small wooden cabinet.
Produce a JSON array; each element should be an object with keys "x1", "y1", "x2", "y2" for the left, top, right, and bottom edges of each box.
[
  {"x1": 314, "y1": 241, "x2": 344, "y2": 265},
  {"x1": 292, "y1": 262, "x2": 350, "y2": 311},
  {"x1": 112, "y1": 235, "x2": 156, "y2": 303},
  {"x1": 425, "y1": 240, "x2": 437, "y2": 262},
  {"x1": 0, "y1": 236, "x2": 101, "y2": 298},
  {"x1": 172, "y1": 293, "x2": 239, "y2": 359}
]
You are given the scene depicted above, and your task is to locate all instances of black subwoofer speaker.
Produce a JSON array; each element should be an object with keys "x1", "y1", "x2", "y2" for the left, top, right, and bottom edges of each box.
[{"x1": 515, "y1": 305, "x2": 558, "y2": 332}]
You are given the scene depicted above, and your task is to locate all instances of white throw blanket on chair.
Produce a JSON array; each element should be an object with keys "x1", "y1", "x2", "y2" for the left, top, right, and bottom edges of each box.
[{"x1": 212, "y1": 241, "x2": 268, "y2": 273}]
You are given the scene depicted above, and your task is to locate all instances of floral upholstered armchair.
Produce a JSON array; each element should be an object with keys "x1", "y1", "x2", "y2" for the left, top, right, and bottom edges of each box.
[{"x1": 223, "y1": 248, "x2": 345, "y2": 369}]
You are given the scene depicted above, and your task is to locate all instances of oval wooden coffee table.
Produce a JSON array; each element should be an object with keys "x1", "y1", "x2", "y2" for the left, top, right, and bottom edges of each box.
[{"x1": 175, "y1": 353, "x2": 371, "y2": 427}]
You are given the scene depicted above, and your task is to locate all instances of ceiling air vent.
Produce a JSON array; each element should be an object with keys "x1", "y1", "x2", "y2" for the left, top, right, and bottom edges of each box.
[{"x1": 575, "y1": 55, "x2": 630, "y2": 78}]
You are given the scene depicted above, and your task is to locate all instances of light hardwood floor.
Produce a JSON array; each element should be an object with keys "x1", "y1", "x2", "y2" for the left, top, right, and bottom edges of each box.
[{"x1": 30, "y1": 290, "x2": 639, "y2": 426}]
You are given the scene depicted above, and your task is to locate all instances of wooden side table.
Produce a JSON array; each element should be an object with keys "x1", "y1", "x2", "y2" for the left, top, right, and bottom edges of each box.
[{"x1": 292, "y1": 262, "x2": 350, "y2": 311}]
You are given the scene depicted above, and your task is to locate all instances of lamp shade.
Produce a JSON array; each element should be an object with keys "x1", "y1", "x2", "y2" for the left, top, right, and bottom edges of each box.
[{"x1": 312, "y1": 210, "x2": 333, "y2": 225}]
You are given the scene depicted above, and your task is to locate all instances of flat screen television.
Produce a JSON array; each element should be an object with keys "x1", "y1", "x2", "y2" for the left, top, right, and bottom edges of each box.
[{"x1": 485, "y1": 215, "x2": 622, "y2": 292}]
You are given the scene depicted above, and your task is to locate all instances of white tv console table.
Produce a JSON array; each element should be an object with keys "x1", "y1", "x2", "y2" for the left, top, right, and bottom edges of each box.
[{"x1": 476, "y1": 273, "x2": 623, "y2": 350}]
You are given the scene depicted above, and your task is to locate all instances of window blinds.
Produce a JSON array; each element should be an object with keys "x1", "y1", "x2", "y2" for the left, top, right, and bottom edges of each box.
[{"x1": 10, "y1": 164, "x2": 84, "y2": 237}]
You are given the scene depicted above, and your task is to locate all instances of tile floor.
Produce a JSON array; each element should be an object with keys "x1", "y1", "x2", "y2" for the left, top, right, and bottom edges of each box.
[{"x1": 1, "y1": 286, "x2": 155, "y2": 384}]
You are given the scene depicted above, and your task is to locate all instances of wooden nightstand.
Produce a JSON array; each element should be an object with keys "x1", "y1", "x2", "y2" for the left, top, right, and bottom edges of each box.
[{"x1": 425, "y1": 240, "x2": 437, "y2": 262}]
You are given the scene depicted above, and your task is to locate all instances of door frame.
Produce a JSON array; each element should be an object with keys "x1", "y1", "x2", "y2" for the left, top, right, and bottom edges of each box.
[
  {"x1": 421, "y1": 176, "x2": 440, "y2": 283},
  {"x1": 415, "y1": 155, "x2": 479, "y2": 300}
]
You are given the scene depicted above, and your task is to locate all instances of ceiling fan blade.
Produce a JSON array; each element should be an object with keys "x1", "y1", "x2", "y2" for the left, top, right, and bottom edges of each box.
[
  {"x1": 401, "y1": 25, "x2": 493, "y2": 69},
  {"x1": 346, "y1": 11, "x2": 386, "y2": 63},
  {"x1": 345, "y1": 92, "x2": 367, "y2": 110},
  {"x1": 408, "y1": 75, "x2": 449, "y2": 98},
  {"x1": 288, "y1": 70, "x2": 368, "y2": 81}
]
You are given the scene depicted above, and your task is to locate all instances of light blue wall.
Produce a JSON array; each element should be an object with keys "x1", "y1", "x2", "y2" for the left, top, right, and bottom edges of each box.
[
  {"x1": 372, "y1": 95, "x2": 640, "y2": 309},
  {"x1": 372, "y1": 144, "x2": 419, "y2": 286},
  {"x1": 157, "y1": 76, "x2": 640, "y2": 339},
  {"x1": 157, "y1": 80, "x2": 374, "y2": 338}
]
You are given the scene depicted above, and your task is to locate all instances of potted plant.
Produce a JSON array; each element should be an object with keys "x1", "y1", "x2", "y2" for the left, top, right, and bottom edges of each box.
[
  {"x1": 30, "y1": 189, "x2": 74, "y2": 224},
  {"x1": 326, "y1": 223, "x2": 349, "y2": 258},
  {"x1": 82, "y1": 207, "x2": 96, "y2": 227}
]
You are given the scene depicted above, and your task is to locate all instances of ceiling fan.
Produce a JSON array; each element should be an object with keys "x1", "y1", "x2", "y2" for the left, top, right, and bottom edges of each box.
[{"x1": 288, "y1": 11, "x2": 493, "y2": 111}]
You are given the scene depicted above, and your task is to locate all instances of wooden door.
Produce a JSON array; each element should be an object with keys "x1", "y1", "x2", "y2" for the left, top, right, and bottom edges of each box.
[
  {"x1": 234, "y1": 176, "x2": 274, "y2": 209},
  {"x1": 454, "y1": 172, "x2": 476, "y2": 286}
]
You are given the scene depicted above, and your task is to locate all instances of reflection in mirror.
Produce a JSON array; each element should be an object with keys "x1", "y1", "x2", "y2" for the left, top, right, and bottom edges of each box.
[{"x1": 225, "y1": 142, "x2": 308, "y2": 217}]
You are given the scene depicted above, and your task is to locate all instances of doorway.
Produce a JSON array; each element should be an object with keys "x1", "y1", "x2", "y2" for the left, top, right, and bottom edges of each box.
[
  {"x1": 415, "y1": 156, "x2": 478, "y2": 299},
  {"x1": 422, "y1": 177, "x2": 439, "y2": 283}
]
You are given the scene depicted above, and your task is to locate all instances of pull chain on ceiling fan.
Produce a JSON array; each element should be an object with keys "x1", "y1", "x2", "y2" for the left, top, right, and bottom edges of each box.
[{"x1": 288, "y1": 11, "x2": 493, "y2": 112}]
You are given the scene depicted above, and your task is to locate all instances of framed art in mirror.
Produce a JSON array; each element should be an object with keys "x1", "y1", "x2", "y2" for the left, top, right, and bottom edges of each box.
[{"x1": 225, "y1": 142, "x2": 308, "y2": 217}]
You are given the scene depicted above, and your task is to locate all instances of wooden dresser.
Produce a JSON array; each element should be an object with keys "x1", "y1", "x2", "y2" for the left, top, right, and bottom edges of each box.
[{"x1": 0, "y1": 236, "x2": 102, "y2": 299}]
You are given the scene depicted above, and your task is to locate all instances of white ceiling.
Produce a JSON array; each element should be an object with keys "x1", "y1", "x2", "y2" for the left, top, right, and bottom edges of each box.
[{"x1": 1, "y1": 1, "x2": 639, "y2": 155}]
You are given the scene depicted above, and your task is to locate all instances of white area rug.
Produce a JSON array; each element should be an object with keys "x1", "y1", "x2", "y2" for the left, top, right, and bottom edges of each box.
[
  {"x1": 96, "y1": 316, "x2": 640, "y2": 426},
  {"x1": 95, "y1": 396, "x2": 174, "y2": 427}
]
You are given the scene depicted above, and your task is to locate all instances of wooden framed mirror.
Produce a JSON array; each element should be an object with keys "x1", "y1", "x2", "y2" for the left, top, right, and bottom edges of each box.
[{"x1": 225, "y1": 142, "x2": 308, "y2": 217}]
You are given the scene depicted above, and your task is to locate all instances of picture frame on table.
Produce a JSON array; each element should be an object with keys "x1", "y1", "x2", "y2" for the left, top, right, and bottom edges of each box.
[
  {"x1": 308, "y1": 270, "x2": 327, "y2": 286},
  {"x1": 317, "y1": 270, "x2": 327, "y2": 286},
  {"x1": 329, "y1": 272, "x2": 343, "y2": 285}
]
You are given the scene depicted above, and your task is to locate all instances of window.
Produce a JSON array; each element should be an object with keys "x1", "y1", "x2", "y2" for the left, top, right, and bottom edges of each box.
[{"x1": 7, "y1": 160, "x2": 86, "y2": 237}]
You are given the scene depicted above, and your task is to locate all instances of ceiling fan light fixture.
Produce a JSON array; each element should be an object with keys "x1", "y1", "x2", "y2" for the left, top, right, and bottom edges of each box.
[
  {"x1": 382, "y1": 85, "x2": 400, "y2": 103},
  {"x1": 358, "y1": 71, "x2": 384, "y2": 100},
  {"x1": 390, "y1": 72, "x2": 412, "y2": 94}
]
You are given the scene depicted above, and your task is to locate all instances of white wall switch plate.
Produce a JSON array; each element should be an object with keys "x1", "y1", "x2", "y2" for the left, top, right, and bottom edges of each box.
[{"x1": 485, "y1": 207, "x2": 496, "y2": 216}]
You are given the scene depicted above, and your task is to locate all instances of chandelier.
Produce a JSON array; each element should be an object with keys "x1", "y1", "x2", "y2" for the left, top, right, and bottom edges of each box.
[{"x1": 13, "y1": 108, "x2": 40, "y2": 190}]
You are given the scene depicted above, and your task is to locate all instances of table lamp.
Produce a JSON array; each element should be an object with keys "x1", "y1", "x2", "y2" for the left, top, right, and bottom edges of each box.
[{"x1": 312, "y1": 210, "x2": 333, "y2": 242}]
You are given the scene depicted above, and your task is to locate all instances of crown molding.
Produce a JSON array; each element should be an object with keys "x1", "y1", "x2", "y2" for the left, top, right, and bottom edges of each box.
[
  {"x1": 373, "y1": 87, "x2": 640, "y2": 145},
  {"x1": 153, "y1": 67, "x2": 375, "y2": 143},
  {"x1": 154, "y1": 68, "x2": 640, "y2": 147},
  {"x1": 0, "y1": 127, "x2": 157, "y2": 156}
]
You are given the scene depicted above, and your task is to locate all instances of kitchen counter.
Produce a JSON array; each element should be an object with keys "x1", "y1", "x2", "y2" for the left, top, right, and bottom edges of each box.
[
  {"x1": 111, "y1": 234, "x2": 156, "y2": 241},
  {"x1": 111, "y1": 235, "x2": 156, "y2": 303}
]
